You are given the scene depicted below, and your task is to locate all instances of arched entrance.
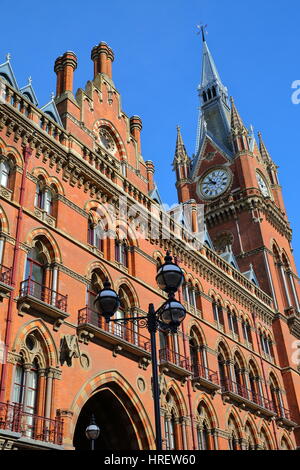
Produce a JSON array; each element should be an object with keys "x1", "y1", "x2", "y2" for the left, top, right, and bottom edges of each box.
[{"x1": 73, "y1": 384, "x2": 144, "y2": 450}]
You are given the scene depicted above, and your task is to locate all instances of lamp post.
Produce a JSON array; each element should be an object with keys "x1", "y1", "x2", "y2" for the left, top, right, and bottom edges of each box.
[
  {"x1": 85, "y1": 414, "x2": 100, "y2": 450},
  {"x1": 94, "y1": 252, "x2": 186, "y2": 451}
]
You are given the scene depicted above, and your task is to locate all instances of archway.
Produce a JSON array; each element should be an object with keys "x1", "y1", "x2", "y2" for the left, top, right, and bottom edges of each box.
[{"x1": 73, "y1": 385, "x2": 144, "y2": 450}]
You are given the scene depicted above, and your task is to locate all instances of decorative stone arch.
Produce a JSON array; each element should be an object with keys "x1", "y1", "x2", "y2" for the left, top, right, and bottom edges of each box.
[
  {"x1": 194, "y1": 278, "x2": 204, "y2": 293},
  {"x1": 194, "y1": 395, "x2": 219, "y2": 428},
  {"x1": 0, "y1": 138, "x2": 24, "y2": 168},
  {"x1": 0, "y1": 204, "x2": 9, "y2": 233},
  {"x1": 48, "y1": 176, "x2": 65, "y2": 196},
  {"x1": 116, "y1": 219, "x2": 139, "y2": 247},
  {"x1": 232, "y1": 347, "x2": 247, "y2": 368},
  {"x1": 70, "y1": 370, "x2": 154, "y2": 449},
  {"x1": 259, "y1": 424, "x2": 275, "y2": 450},
  {"x1": 279, "y1": 431, "x2": 294, "y2": 450},
  {"x1": 86, "y1": 261, "x2": 112, "y2": 285},
  {"x1": 243, "y1": 416, "x2": 259, "y2": 448},
  {"x1": 164, "y1": 381, "x2": 188, "y2": 418},
  {"x1": 226, "y1": 407, "x2": 244, "y2": 438},
  {"x1": 248, "y1": 356, "x2": 262, "y2": 377},
  {"x1": 84, "y1": 200, "x2": 114, "y2": 227},
  {"x1": 24, "y1": 228, "x2": 62, "y2": 263},
  {"x1": 11, "y1": 318, "x2": 59, "y2": 367},
  {"x1": 189, "y1": 321, "x2": 207, "y2": 346},
  {"x1": 215, "y1": 337, "x2": 232, "y2": 360},
  {"x1": 115, "y1": 277, "x2": 139, "y2": 308},
  {"x1": 92, "y1": 118, "x2": 127, "y2": 159}
]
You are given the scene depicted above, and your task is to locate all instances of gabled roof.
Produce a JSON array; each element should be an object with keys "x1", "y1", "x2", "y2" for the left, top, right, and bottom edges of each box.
[
  {"x1": 243, "y1": 264, "x2": 259, "y2": 286},
  {"x1": 19, "y1": 79, "x2": 39, "y2": 106},
  {"x1": 0, "y1": 55, "x2": 18, "y2": 89},
  {"x1": 40, "y1": 97, "x2": 62, "y2": 126},
  {"x1": 149, "y1": 184, "x2": 163, "y2": 205},
  {"x1": 191, "y1": 132, "x2": 233, "y2": 180},
  {"x1": 220, "y1": 250, "x2": 240, "y2": 271}
]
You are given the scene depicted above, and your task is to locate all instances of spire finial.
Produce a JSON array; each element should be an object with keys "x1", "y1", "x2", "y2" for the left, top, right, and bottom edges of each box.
[
  {"x1": 51, "y1": 91, "x2": 55, "y2": 100},
  {"x1": 196, "y1": 24, "x2": 207, "y2": 42},
  {"x1": 28, "y1": 76, "x2": 32, "y2": 85},
  {"x1": 6, "y1": 53, "x2": 11, "y2": 62}
]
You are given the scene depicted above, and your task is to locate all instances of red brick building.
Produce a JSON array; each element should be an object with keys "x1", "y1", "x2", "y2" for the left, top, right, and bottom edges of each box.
[{"x1": 0, "y1": 33, "x2": 299, "y2": 450}]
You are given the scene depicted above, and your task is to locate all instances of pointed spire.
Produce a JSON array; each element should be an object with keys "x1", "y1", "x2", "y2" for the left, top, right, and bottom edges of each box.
[
  {"x1": 174, "y1": 126, "x2": 189, "y2": 165},
  {"x1": 258, "y1": 132, "x2": 272, "y2": 162},
  {"x1": 230, "y1": 97, "x2": 245, "y2": 132},
  {"x1": 201, "y1": 39, "x2": 223, "y2": 89}
]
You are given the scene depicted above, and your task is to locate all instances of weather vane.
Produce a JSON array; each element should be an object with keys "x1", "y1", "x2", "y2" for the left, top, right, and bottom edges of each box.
[{"x1": 196, "y1": 24, "x2": 208, "y2": 42}]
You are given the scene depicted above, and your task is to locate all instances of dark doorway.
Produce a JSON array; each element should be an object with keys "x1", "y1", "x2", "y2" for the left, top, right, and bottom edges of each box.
[{"x1": 73, "y1": 387, "x2": 140, "y2": 450}]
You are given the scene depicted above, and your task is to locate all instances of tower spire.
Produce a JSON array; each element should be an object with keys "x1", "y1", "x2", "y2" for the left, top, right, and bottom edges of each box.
[
  {"x1": 173, "y1": 125, "x2": 189, "y2": 166},
  {"x1": 194, "y1": 30, "x2": 232, "y2": 158},
  {"x1": 258, "y1": 131, "x2": 272, "y2": 162},
  {"x1": 230, "y1": 97, "x2": 249, "y2": 152}
]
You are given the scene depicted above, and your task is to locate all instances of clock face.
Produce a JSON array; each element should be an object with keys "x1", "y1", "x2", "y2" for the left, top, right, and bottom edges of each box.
[
  {"x1": 200, "y1": 168, "x2": 230, "y2": 199},
  {"x1": 256, "y1": 172, "x2": 269, "y2": 197},
  {"x1": 99, "y1": 128, "x2": 115, "y2": 152}
]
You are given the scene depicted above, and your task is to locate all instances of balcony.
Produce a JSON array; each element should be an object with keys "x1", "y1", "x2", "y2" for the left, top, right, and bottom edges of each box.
[
  {"x1": 0, "y1": 264, "x2": 13, "y2": 301},
  {"x1": 221, "y1": 378, "x2": 277, "y2": 418},
  {"x1": 0, "y1": 401, "x2": 64, "y2": 450},
  {"x1": 17, "y1": 279, "x2": 69, "y2": 325},
  {"x1": 159, "y1": 348, "x2": 192, "y2": 379},
  {"x1": 77, "y1": 307, "x2": 152, "y2": 364},
  {"x1": 276, "y1": 406, "x2": 298, "y2": 428},
  {"x1": 191, "y1": 363, "x2": 220, "y2": 392}
]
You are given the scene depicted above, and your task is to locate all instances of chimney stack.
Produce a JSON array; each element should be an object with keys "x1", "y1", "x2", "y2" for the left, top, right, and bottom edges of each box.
[
  {"x1": 54, "y1": 51, "x2": 77, "y2": 96},
  {"x1": 130, "y1": 115, "x2": 143, "y2": 154},
  {"x1": 91, "y1": 42, "x2": 114, "y2": 80},
  {"x1": 145, "y1": 160, "x2": 155, "y2": 192}
]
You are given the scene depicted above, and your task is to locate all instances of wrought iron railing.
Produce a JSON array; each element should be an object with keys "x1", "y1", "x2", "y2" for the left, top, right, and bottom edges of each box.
[
  {"x1": 192, "y1": 363, "x2": 219, "y2": 385},
  {"x1": 78, "y1": 306, "x2": 151, "y2": 352},
  {"x1": 0, "y1": 264, "x2": 12, "y2": 286},
  {"x1": 221, "y1": 378, "x2": 276, "y2": 412},
  {"x1": 20, "y1": 278, "x2": 68, "y2": 312},
  {"x1": 159, "y1": 348, "x2": 191, "y2": 371},
  {"x1": 0, "y1": 401, "x2": 64, "y2": 445}
]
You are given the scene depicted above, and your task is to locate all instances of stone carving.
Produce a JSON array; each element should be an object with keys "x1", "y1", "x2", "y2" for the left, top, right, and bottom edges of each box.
[{"x1": 60, "y1": 335, "x2": 81, "y2": 367}]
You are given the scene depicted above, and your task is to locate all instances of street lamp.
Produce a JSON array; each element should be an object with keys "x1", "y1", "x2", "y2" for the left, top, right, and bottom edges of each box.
[
  {"x1": 85, "y1": 414, "x2": 100, "y2": 450},
  {"x1": 94, "y1": 251, "x2": 186, "y2": 450}
]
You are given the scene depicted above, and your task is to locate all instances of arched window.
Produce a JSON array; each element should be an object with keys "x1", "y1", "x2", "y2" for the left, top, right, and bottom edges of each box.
[
  {"x1": 22, "y1": 238, "x2": 64, "y2": 310},
  {"x1": 242, "y1": 318, "x2": 252, "y2": 345},
  {"x1": 25, "y1": 244, "x2": 47, "y2": 299},
  {"x1": 228, "y1": 415, "x2": 240, "y2": 450},
  {"x1": 218, "y1": 344, "x2": 229, "y2": 388},
  {"x1": 281, "y1": 436, "x2": 291, "y2": 450},
  {"x1": 164, "y1": 390, "x2": 183, "y2": 451},
  {"x1": 207, "y1": 89, "x2": 212, "y2": 100},
  {"x1": 227, "y1": 309, "x2": 239, "y2": 338},
  {"x1": 196, "y1": 402, "x2": 215, "y2": 450},
  {"x1": 202, "y1": 91, "x2": 207, "y2": 103},
  {"x1": 88, "y1": 217, "x2": 104, "y2": 252},
  {"x1": 0, "y1": 160, "x2": 11, "y2": 188},
  {"x1": 115, "y1": 238, "x2": 129, "y2": 267},
  {"x1": 269, "y1": 374, "x2": 285, "y2": 416},
  {"x1": 260, "y1": 428, "x2": 271, "y2": 450},
  {"x1": 233, "y1": 353, "x2": 246, "y2": 396},
  {"x1": 34, "y1": 178, "x2": 57, "y2": 216},
  {"x1": 212, "y1": 300, "x2": 224, "y2": 328},
  {"x1": 245, "y1": 422, "x2": 256, "y2": 450},
  {"x1": 189, "y1": 327, "x2": 207, "y2": 378},
  {"x1": 212, "y1": 86, "x2": 217, "y2": 97}
]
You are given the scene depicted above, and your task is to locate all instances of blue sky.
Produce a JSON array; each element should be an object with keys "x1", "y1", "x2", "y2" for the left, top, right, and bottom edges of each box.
[{"x1": 2, "y1": 0, "x2": 300, "y2": 268}]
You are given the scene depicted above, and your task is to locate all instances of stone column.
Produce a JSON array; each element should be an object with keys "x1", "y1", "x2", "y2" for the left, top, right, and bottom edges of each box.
[
  {"x1": 288, "y1": 271, "x2": 300, "y2": 312},
  {"x1": 0, "y1": 237, "x2": 4, "y2": 264},
  {"x1": 179, "y1": 417, "x2": 188, "y2": 450},
  {"x1": 280, "y1": 263, "x2": 292, "y2": 306}
]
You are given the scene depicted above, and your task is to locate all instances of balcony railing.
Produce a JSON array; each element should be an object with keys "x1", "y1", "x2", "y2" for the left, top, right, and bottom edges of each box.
[
  {"x1": 159, "y1": 348, "x2": 191, "y2": 372},
  {"x1": 78, "y1": 307, "x2": 151, "y2": 352},
  {"x1": 20, "y1": 278, "x2": 68, "y2": 312},
  {"x1": 276, "y1": 405, "x2": 298, "y2": 425},
  {"x1": 192, "y1": 363, "x2": 219, "y2": 385},
  {"x1": 221, "y1": 378, "x2": 276, "y2": 413},
  {"x1": 0, "y1": 264, "x2": 12, "y2": 286},
  {"x1": 0, "y1": 401, "x2": 63, "y2": 445}
]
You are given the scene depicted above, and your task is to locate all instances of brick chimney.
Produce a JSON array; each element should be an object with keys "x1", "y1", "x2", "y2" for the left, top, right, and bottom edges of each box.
[
  {"x1": 130, "y1": 115, "x2": 143, "y2": 154},
  {"x1": 54, "y1": 51, "x2": 77, "y2": 96},
  {"x1": 145, "y1": 160, "x2": 155, "y2": 192},
  {"x1": 91, "y1": 42, "x2": 114, "y2": 79}
]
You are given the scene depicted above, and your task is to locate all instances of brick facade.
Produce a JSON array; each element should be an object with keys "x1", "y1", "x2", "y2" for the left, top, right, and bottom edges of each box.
[{"x1": 0, "y1": 37, "x2": 299, "y2": 451}]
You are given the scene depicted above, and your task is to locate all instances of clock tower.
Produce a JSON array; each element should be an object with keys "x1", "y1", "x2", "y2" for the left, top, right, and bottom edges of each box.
[{"x1": 173, "y1": 29, "x2": 300, "y2": 318}]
